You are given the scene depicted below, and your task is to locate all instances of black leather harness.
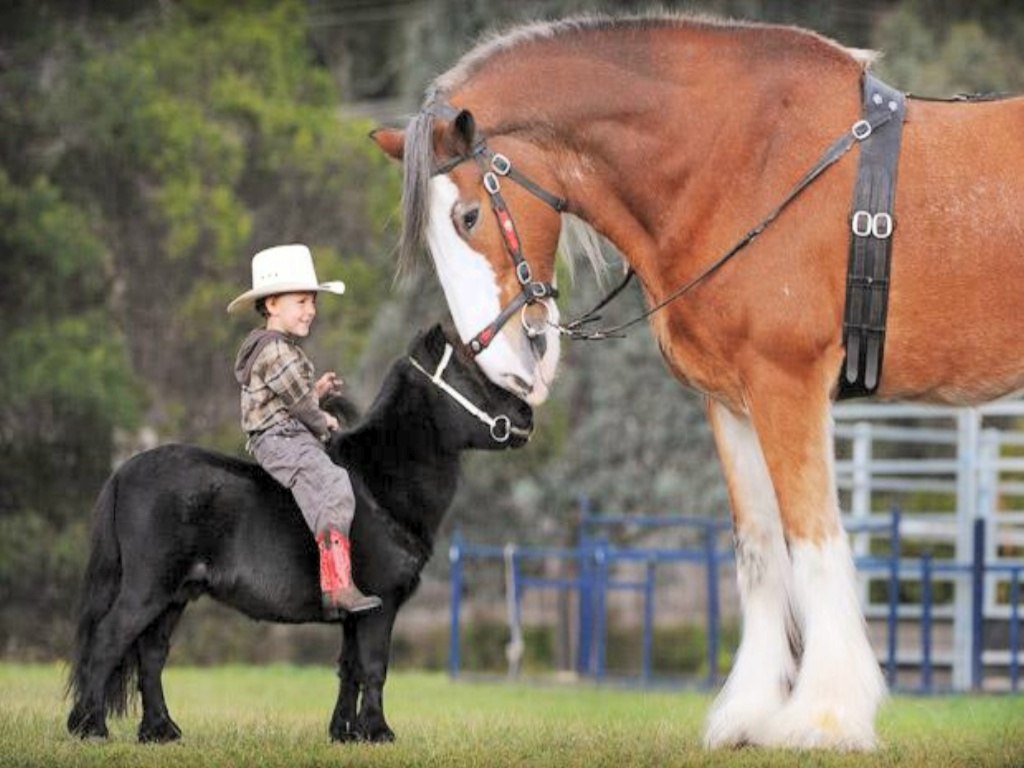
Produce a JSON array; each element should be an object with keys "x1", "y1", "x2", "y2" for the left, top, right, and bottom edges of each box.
[
  {"x1": 423, "y1": 73, "x2": 909, "y2": 398},
  {"x1": 837, "y1": 74, "x2": 907, "y2": 399}
]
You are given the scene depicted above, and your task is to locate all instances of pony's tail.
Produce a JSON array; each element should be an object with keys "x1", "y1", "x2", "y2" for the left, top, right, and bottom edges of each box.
[{"x1": 66, "y1": 471, "x2": 138, "y2": 717}]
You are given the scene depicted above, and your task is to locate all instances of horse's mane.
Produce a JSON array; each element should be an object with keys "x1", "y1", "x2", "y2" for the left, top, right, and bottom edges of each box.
[
  {"x1": 397, "y1": 13, "x2": 875, "y2": 280},
  {"x1": 437, "y1": 13, "x2": 872, "y2": 95}
]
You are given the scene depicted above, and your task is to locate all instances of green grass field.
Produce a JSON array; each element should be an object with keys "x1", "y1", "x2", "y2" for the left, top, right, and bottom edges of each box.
[{"x1": 1, "y1": 663, "x2": 1022, "y2": 767}]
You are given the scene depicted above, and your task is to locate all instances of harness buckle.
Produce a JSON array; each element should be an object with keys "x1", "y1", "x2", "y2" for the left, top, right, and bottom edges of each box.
[
  {"x1": 483, "y1": 172, "x2": 501, "y2": 194},
  {"x1": 491, "y1": 153, "x2": 511, "y2": 176},
  {"x1": 851, "y1": 119, "x2": 872, "y2": 140},
  {"x1": 852, "y1": 210, "x2": 894, "y2": 239},
  {"x1": 516, "y1": 261, "x2": 533, "y2": 285}
]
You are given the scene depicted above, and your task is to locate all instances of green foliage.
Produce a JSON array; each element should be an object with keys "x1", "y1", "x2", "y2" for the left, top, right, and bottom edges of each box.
[{"x1": 873, "y1": 3, "x2": 1024, "y2": 95}]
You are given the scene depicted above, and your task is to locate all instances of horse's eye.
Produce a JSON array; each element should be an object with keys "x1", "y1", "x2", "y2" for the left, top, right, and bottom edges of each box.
[{"x1": 454, "y1": 204, "x2": 480, "y2": 235}]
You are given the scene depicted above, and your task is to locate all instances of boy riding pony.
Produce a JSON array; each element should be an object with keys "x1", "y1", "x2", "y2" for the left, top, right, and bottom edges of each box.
[{"x1": 228, "y1": 244, "x2": 381, "y2": 617}]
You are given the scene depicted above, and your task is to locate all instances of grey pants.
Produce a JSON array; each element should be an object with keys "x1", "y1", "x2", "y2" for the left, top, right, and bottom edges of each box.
[{"x1": 250, "y1": 419, "x2": 355, "y2": 536}]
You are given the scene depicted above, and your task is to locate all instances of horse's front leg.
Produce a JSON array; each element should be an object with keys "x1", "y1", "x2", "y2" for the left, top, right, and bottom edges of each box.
[
  {"x1": 329, "y1": 619, "x2": 361, "y2": 742},
  {"x1": 704, "y1": 399, "x2": 799, "y2": 748},
  {"x1": 746, "y1": 374, "x2": 884, "y2": 750},
  {"x1": 352, "y1": 601, "x2": 398, "y2": 743}
]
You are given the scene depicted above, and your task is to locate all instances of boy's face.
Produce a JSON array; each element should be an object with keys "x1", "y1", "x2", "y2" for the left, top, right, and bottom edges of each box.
[{"x1": 265, "y1": 292, "x2": 318, "y2": 337}]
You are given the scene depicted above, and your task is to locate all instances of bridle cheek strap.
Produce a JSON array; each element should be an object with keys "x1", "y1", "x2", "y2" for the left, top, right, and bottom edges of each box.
[
  {"x1": 427, "y1": 106, "x2": 566, "y2": 357},
  {"x1": 408, "y1": 343, "x2": 530, "y2": 443}
]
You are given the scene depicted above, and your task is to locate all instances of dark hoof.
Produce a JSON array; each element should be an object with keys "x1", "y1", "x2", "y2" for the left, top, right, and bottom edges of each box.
[
  {"x1": 139, "y1": 716, "x2": 182, "y2": 743},
  {"x1": 367, "y1": 726, "x2": 396, "y2": 744},
  {"x1": 331, "y1": 719, "x2": 394, "y2": 744},
  {"x1": 67, "y1": 708, "x2": 109, "y2": 740},
  {"x1": 330, "y1": 719, "x2": 361, "y2": 743}
]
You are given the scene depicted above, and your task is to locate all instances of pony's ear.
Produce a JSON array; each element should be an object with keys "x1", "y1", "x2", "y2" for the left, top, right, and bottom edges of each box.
[
  {"x1": 371, "y1": 127, "x2": 405, "y2": 161},
  {"x1": 410, "y1": 323, "x2": 447, "y2": 358},
  {"x1": 424, "y1": 323, "x2": 447, "y2": 351}
]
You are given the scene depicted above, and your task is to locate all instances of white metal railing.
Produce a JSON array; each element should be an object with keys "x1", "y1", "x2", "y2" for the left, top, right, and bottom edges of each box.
[{"x1": 833, "y1": 400, "x2": 1024, "y2": 689}]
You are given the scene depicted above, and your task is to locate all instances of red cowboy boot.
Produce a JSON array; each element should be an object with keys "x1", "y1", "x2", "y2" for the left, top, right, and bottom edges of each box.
[{"x1": 317, "y1": 528, "x2": 382, "y2": 618}]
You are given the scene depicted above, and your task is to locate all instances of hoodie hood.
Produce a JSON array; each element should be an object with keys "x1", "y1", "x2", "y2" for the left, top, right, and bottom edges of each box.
[{"x1": 234, "y1": 329, "x2": 293, "y2": 386}]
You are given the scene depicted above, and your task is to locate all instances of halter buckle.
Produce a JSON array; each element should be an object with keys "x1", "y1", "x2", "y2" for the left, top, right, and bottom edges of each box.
[
  {"x1": 491, "y1": 153, "x2": 511, "y2": 176},
  {"x1": 516, "y1": 261, "x2": 533, "y2": 285},
  {"x1": 529, "y1": 282, "x2": 550, "y2": 299},
  {"x1": 483, "y1": 172, "x2": 501, "y2": 194},
  {"x1": 851, "y1": 119, "x2": 872, "y2": 140}
]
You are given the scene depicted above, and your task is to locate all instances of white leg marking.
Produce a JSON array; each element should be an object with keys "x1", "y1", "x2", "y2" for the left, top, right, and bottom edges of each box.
[
  {"x1": 758, "y1": 415, "x2": 884, "y2": 750},
  {"x1": 705, "y1": 402, "x2": 797, "y2": 748},
  {"x1": 759, "y1": 535, "x2": 885, "y2": 750}
]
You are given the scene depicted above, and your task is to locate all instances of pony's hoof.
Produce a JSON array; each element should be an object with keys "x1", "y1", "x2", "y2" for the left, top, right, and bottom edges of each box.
[
  {"x1": 138, "y1": 717, "x2": 182, "y2": 743},
  {"x1": 67, "y1": 709, "x2": 109, "y2": 740},
  {"x1": 330, "y1": 719, "x2": 360, "y2": 743},
  {"x1": 366, "y1": 724, "x2": 395, "y2": 743}
]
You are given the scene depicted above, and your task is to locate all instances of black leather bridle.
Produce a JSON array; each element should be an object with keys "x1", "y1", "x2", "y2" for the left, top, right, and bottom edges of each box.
[{"x1": 427, "y1": 101, "x2": 567, "y2": 356}]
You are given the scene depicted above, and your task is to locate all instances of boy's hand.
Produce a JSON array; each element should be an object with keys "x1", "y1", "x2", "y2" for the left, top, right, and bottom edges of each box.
[
  {"x1": 315, "y1": 372, "x2": 343, "y2": 399},
  {"x1": 324, "y1": 413, "x2": 341, "y2": 432}
]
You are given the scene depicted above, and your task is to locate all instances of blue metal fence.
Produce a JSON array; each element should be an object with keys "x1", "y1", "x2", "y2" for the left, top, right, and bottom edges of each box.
[{"x1": 448, "y1": 503, "x2": 1022, "y2": 693}]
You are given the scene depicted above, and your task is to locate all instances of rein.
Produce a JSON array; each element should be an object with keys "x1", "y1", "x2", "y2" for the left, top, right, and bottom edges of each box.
[
  {"x1": 561, "y1": 82, "x2": 903, "y2": 341},
  {"x1": 408, "y1": 342, "x2": 531, "y2": 443}
]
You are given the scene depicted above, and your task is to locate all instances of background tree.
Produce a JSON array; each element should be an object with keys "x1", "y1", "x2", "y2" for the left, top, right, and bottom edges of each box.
[{"x1": 3, "y1": 0, "x2": 1024, "y2": 663}]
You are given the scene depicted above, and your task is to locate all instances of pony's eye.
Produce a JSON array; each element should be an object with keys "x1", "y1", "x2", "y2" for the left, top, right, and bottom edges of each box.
[{"x1": 453, "y1": 204, "x2": 480, "y2": 235}]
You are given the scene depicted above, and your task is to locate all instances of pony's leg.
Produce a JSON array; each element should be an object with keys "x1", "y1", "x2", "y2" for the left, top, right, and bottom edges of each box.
[
  {"x1": 69, "y1": 591, "x2": 165, "y2": 739},
  {"x1": 329, "y1": 619, "x2": 361, "y2": 742},
  {"x1": 704, "y1": 399, "x2": 798, "y2": 748},
  {"x1": 136, "y1": 603, "x2": 186, "y2": 743},
  {"x1": 352, "y1": 602, "x2": 398, "y2": 743},
  {"x1": 745, "y1": 379, "x2": 884, "y2": 750}
]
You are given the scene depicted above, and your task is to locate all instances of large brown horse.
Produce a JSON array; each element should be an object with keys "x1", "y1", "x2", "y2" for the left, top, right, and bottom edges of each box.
[{"x1": 372, "y1": 15, "x2": 1024, "y2": 750}]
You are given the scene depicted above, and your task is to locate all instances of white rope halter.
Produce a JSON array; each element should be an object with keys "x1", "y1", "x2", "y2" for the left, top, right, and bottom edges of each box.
[{"x1": 408, "y1": 343, "x2": 531, "y2": 443}]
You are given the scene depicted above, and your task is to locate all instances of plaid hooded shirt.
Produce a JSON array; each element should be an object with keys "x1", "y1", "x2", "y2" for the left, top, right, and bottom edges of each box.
[{"x1": 234, "y1": 329, "x2": 331, "y2": 440}]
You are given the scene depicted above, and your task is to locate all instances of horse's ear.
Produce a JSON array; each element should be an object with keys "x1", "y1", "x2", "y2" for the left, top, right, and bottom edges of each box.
[
  {"x1": 424, "y1": 323, "x2": 447, "y2": 352},
  {"x1": 410, "y1": 323, "x2": 446, "y2": 357},
  {"x1": 371, "y1": 127, "x2": 405, "y2": 161},
  {"x1": 450, "y1": 110, "x2": 476, "y2": 156}
]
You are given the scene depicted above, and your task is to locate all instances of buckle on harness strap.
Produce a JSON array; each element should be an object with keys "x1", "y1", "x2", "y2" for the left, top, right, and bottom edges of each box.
[
  {"x1": 483, "y1": 172, "x2": 501, "y2": 194},
  {"x1": 851, "y1": 119, "x2": 872, "y2": 140},
  {"x1": 851, "y1": 210, "x2": 893, "y2": 239}
]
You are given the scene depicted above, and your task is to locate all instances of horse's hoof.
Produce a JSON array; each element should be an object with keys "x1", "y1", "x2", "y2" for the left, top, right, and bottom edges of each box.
[
  {"x1": 67, "y1": 709, "x2": 109, "y2": 740},
  {"x1": 330, "y1": 720, "x2": 361, "y2": 743},
  {"x1": 138, "y1": 717, "x2": 183, "y2": 744},
  {"x1": 366, "y1": 724, "x2": 396, "y2": 744}
]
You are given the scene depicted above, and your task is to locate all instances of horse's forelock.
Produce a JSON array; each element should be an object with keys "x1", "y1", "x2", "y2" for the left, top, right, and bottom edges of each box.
[{"x1": 398, "y1": 106, "x2": 439, "y2": 277}]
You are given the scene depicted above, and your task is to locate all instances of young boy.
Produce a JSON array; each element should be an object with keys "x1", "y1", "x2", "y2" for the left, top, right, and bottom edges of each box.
[{"x1": 227, "y1": 244, "x2": 381, "y2": 617}]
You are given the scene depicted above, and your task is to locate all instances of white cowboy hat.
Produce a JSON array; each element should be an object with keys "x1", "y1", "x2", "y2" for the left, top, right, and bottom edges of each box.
[{"x1": 226, "y1": 244, "x2": 346, "y2": 315}]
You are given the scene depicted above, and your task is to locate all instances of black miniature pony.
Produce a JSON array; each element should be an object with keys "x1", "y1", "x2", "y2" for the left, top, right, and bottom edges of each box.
[{"x1": 66, "y1": 324, "x2": 532, "y2": 744}]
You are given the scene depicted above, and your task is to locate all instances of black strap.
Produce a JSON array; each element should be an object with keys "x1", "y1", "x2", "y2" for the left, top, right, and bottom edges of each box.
[
  {"x1": 561, "y1": 101, "x2": 899, "y2": 341},
  {"x1": 837, "y1": 75, "x2": 907, "y2": 399}
]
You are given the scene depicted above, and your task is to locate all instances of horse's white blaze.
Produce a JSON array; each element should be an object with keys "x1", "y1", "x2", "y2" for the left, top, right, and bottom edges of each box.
[
  {"x1": 426, "y1": 175, "x2": 560, "y2": 405},
  {"x1": 705, "y1": 403, "x2": 796, "y2": 748},
  {"x1": 763, "y1": 535, "x2": 885, "y2": 750}
]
